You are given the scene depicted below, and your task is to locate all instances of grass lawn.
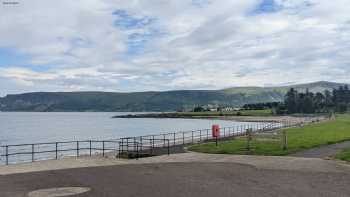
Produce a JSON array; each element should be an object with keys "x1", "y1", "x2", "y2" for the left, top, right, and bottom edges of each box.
[
  {"x1": 176, "y1": 109, "x2": 273, "y2": 117},
  {"x1": 188, "y1": 114, "x2": 350, "y2": 156},
  {"x1": 335, "y1": 149, "x2": 350, "y2": 162}
]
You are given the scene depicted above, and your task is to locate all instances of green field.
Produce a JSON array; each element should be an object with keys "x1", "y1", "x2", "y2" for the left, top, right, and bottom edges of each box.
[
  {"x1": 335, "y1": 149, "x2": 350, "y2": 162},
  {"x1": 189, "y1": 114, "x2": 350, "y2": 156}
]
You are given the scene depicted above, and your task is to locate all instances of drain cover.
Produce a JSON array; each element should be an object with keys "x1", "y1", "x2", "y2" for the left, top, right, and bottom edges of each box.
[{"x1": 27, "y1": 187, "x2": 91, "y2": 197}]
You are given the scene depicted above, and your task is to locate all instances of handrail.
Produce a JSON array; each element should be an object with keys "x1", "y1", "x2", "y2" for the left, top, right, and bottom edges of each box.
[{"x1": 0, "y1": 120, "x2": 299, "y2": 165}]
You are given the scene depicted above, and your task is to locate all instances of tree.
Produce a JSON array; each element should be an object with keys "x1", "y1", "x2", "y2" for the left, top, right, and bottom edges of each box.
[
  {"x1": 193, "y1": 106, "x2": 205, "y2": 112},
  {"x1": 302, "y1": 89, "x2": 315, "y2": 113},
  {"x1": 285, "y1": 86, "x2": 350, "y2": 114},
  {"x1": 314, "y1": 92, "x2": 325, "y2": 112},
  {"x1": 285, "y1": 88, "x2": 298, "y2": 114},
  {"x1": 324, "y1": 90, "x2": 333, "y2": 111}
]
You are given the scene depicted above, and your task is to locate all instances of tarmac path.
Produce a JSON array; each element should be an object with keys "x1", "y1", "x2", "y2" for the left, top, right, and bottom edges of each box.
[
  {"x1": 1, "y1": 153, "x2": 350, "y2": 197},
  {"x1": 292, "y1": 141, "x2": 350, "y2": 159}
]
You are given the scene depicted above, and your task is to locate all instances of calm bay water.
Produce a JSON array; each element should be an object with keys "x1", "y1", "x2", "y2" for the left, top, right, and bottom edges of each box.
[{"x1": 0, "y1": 112, "x2": 255, "y2": 146}]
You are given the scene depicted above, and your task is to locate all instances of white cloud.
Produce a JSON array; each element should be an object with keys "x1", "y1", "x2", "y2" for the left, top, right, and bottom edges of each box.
[{"x1": 0, "y1": 0, "x2": 350, "y2": 95}]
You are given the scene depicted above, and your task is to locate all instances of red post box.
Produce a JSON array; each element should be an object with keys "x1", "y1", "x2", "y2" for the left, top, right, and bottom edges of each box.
[{"x1": 212, "y1": 125, "x2": 220, "y2": 138}]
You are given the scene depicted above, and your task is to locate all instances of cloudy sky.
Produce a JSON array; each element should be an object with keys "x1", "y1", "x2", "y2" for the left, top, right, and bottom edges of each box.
[{"x1": 0, "y1": 0, "x2": 349, "y2": 95}]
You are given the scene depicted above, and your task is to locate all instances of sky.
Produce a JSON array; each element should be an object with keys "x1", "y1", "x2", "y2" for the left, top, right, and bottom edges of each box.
[{"x1": 0, "y1": 0, "x2": 350, "y2": 96}]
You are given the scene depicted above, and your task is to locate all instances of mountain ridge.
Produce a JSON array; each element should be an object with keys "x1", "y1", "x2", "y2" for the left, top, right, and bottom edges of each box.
[{"x1": 0, "y1": 81, "x2": 347, "y2": 112}]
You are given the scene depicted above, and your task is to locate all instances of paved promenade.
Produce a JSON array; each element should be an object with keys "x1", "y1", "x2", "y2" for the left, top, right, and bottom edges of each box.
[{"x1": 1, "y1": 153, "x2": 350, "y2": 197}]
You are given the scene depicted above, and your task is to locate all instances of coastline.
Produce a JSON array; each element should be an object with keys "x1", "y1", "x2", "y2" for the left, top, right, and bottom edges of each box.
[{"x1": 112, "y1": 113, "x2": 327, "y2": 124}]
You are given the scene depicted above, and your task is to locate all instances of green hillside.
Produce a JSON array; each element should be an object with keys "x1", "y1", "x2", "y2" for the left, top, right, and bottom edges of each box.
[
  {"x1": 0, "y1": 81, "x2": 346, "y2": 112},
  {"x1": 222, "y1": 81, "x2": 345, "y2": 95}
]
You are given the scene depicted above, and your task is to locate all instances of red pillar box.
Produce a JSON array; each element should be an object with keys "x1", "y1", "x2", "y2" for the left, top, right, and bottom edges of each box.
[{"x1": 212, "y1": 125, "x2": 220, "y2": 138}]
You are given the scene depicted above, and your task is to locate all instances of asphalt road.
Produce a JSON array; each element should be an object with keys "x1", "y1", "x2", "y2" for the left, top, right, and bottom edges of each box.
[{"x1": 1, "y1": 162, "x2": 350, "y2": 197}]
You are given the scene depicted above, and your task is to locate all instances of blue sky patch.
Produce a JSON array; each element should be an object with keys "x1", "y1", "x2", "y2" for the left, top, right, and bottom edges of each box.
[
  {"x1": 251, "y1": 0, "x2": 282, "y2": 15},
  {"x1": 0, "y1": 47, "x2": 55, "y2": 72},
  {"x1": 127, "y1": 33, "x2": 150, "y2": 55},
  {"x1": 112, "y1": 9, "x2": 164, "y2": 56},
  {"x1": 113, "y1": 9, "x2": 155, "y2": 29},
  {"x1": 126, "y1": 30, "x2": 165, "y2": 56},
  {"x1": 0, "y1": 47, "x2": 31, "y2": 67},
  {"x1": 250, "y1": 0, "x2": 315, "y2": 15},
  {"x1": 192, "y1": 0, "x2": 211, "y2": 8}
]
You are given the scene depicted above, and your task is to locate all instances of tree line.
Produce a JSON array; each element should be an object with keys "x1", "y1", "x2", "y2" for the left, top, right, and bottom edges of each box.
[
  {"x1": 242, "y1": 102, "x2": 281, "y2": 110},
  {"x1": 283, "y1": 86, "x2": 350, "y2": 114},
  {"x1": 242, "y1": 85, "x2": 350, "y2": 114}
]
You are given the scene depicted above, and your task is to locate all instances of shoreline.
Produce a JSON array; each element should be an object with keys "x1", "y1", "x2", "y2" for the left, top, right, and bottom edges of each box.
[{"x1": 112, "y1": 113, "x2": 328, "y2": 124}]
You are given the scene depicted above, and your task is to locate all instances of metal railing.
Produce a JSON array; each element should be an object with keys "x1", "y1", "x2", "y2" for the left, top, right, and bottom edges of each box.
[
  {"x1": 0, "y1": 140, "x2": 119, "y2": 165},
  {"x1": 0, "y1": 120, "x2": 296, "y2": 165},
  {"x1": 118, "y1": 138, "x2": 171, "y2": 159}
]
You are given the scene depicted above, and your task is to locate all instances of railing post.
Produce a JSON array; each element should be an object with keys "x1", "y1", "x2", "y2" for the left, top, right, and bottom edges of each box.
[
  {"x1": 31, "y1": 144, "x2": 34, "y2": 162},
  {"x1": 115, "y1": 141, "x2": 119, "y2": 158},
  {"x1": 163, "y1": 134, "x2": 166, "y2": 148},
  {"x1": 89, "y1": 140, "x2": 92, "y2": 156},
  {"x1": 167, "y1": 140, "x2": 170, "y2": 155},
  {"x1": 126, "y1": 138, "x2": 129, "y2": 152},
  {"x1": 77, "y1": 141, "x2": 79, "y2": 157},
  {"x1": 55, "y1": 142, "x2": 58, "y2": 160},
  {"x1": 207, "y1": 129, "x2": 209, "y2": 140},
  {"x1": 140, "y1": 136, "x2": 143, "y2": 153},
  {"x1": 136, "y1": 143, "x2": 139, "y2": 160},
  {"x1": 199, "y1": 130, "x2": 202, "y2": 142},
  {"x1": 5, "y1": 145, "x2": 8, "y2": 165},
  {"x1": 150, "y1": 139, "x2": 153, "y2": 155},
  {"x1": 182, "y1": 132, "x2": 185, "y2": 145},
  {"x1": 282, "y1": 130, "x2": 288, "y2": 150},
  {"x1": 134, "y1": 137, "x2": 136, "y2": 152},
  {"x1": 191, "y1": 130, "x2": 194, "y2": 144},
  {"x1": 173, "y1": 133, "x2": 176, "y2": 146},
  {"x1": 102, "y1": 141, "x2": 105, "y2": 157},
  {"x1": 120, "y1": 138, "x2": 124, "y2": 157}
]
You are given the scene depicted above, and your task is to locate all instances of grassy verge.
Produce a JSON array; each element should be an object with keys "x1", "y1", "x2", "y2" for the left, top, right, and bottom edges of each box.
[
  {"x1": 335, "y1": 149, "x2": 350, "y2": 162},
  {"x1": 188, "y1": 114, "x2": 350, "y2": 156}
]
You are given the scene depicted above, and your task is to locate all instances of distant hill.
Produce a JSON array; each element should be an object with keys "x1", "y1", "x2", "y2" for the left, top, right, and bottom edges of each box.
[{"x1": 0, "y1": 81, "x2": 347, "y2": 112}]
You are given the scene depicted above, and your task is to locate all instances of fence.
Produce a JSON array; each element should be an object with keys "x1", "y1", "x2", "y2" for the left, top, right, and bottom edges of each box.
[
  {"x1": 0, "y1": 140, "x2": 119, "y2": 165},
  {"x1": 118, "y1": 138, "x2": 171, "y2": 159},
  {"x1": 0, "y1": 121, "x2": 294, "y2": 165}
]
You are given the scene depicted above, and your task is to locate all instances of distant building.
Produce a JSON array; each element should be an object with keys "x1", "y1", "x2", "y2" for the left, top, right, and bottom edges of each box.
[{"x1": 221, "y1": 107, "x2": 241, "y2": 111}]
